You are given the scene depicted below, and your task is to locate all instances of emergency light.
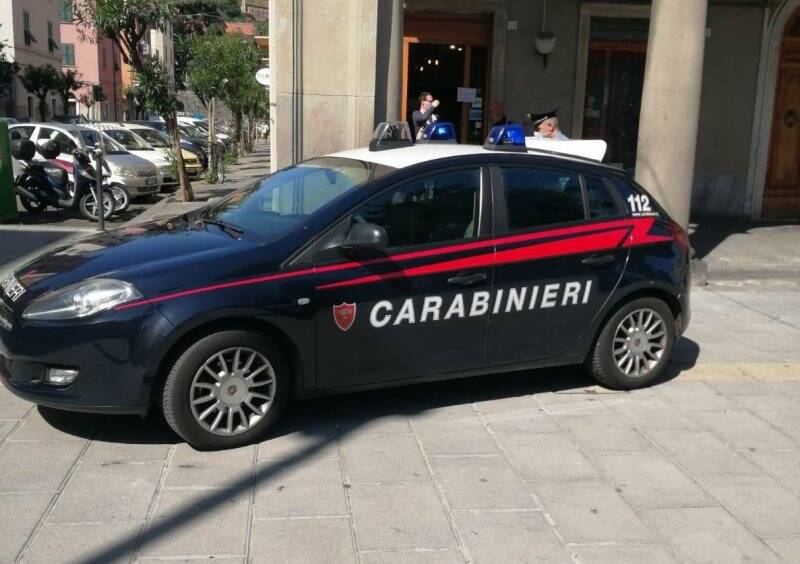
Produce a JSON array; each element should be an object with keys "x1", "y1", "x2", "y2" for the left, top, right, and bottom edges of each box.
[
  {"x1": 419, "y1": 122, "x2": 456, "y2": 144},
  {"x1": 369, "y1": 122, "x2": 414, "y2": 151},
  {"x1": 483, "y1": 124, "x2": 526, "y2": 152}
]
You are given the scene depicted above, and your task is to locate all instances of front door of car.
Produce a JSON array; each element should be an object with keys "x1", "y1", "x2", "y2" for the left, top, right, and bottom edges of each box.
[
  {"x1": 313, "y1": 166, "x2": 492, "y2": 390},
  {"x1": 484, "y1": 166, "x2": 629, "y2": 366}
]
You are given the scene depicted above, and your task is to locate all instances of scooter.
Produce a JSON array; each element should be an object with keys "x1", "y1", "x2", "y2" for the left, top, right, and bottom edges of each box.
[{"x1": 12, "y1": 139, "x2": 115, "y2": 222}]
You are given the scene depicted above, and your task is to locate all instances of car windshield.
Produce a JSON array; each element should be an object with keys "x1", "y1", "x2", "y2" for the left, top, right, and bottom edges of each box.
[
  {"x1": 132, "y1": 128, "x2": 171, "y2": 148},
  {"x1": 104, "y1": 128, "x2": 153, "y2": 150},
  {"x1": 205, "y1": 157, "x2": 393, "y2": 239},
  {"x1": 79, "y1": 129, "x2": 128, "y2": 154},
  {"x1": 180, "y1": 125, "x2": 203, "y2": 137}
]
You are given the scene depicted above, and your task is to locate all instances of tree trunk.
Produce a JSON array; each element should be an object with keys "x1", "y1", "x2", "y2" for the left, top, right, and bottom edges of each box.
[
  {"x1": 233, "y1": 109, "x2": 243, "y2": 161},
  {"x1": 208, "y1": 97, "x2": 217, "y2": 177},
  {"x1": 166, "y1": 111, "x2": 194, "y2": 201},
  {"x1": 38, "y1": 96, "x2": 48, "y2": 121}
]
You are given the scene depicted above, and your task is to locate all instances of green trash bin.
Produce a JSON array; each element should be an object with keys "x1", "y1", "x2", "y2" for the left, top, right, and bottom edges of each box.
[{"x1": 0, "y1": 122, "x2": 18, "y2": 222}]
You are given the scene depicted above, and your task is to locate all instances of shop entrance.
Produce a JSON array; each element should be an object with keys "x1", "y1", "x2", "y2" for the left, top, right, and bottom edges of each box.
[{"x1": 403, "y1": 14, "x2": 492, "y2": 144}]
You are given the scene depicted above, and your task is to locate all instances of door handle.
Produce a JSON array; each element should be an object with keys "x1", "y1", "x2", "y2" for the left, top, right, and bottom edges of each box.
[
  {"x1": 447, "y1": 272, "x2": 488, "y2": 286},
  {"x1": 581, "y1": 253, "x2": 616, "y2": 267}
]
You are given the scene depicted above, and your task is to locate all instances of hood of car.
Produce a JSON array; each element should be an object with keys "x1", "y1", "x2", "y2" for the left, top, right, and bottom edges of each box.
[
  {"x1": 104, "y1": 152, "x2": 158, "y2": 172},
  {"x1": 127, "y1": 149, "x2": 170, "y2": 167},
  {"x1": 12, "y1": 217, "x2": 262, "y2": 301}
]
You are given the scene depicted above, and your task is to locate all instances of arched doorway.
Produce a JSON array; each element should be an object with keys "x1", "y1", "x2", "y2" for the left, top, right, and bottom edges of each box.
[{"x1": 764, "y1": 7, "x2": 800, "y2": 218}]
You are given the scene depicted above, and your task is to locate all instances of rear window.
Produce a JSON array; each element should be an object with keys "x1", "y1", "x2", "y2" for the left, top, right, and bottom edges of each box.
[
  {"x1": 604, "y1": 176, "x2": 662, "y2": 217},
  {"x1": 500, "y1": 167, "x2": 584, "y2": 231},
  {"x1": 584, "y1": 175, "x2": 622, "y2": 219}
]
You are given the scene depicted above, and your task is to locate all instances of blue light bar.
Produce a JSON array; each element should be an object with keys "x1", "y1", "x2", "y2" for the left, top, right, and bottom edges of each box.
[
  {"x1": 483, "y1": 124, "x2": 526, "y2": 152},
  {"x1": 419, "y1": 122, "x2": 456, "y2": 144}
]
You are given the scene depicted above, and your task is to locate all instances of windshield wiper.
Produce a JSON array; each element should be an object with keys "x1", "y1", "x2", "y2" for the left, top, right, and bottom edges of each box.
[{"x1": 194, "y1": 218, "x2": 244, "y2": 238}]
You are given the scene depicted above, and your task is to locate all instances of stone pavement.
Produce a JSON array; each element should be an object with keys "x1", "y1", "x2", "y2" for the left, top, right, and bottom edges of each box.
[{"x1": 2, "y1": 285, "x2": 800, "y2": 563}]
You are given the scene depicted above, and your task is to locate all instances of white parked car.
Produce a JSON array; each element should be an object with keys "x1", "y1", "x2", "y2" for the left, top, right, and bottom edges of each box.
[
  {"x1": 97, "y1": 123, "x2": 176, "y2": 188},
  {"x1": 121, "y1": 123, "x2": 204, "y2": 178},
  {"x1": 9, "y1": 123, "x2": 161, "y2": 213}
]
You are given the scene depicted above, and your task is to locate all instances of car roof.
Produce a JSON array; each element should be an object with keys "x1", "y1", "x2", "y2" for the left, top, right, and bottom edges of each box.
[{"x1": 326, "y1": 143, "x2": 608, "y2": 170}]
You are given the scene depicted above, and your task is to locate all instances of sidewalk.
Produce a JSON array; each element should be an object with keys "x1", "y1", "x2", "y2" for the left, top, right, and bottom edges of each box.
[
  {"x1": 1, "y1": 285, "x2": 799, "y2": 563},
  {"x1": 126, "y1": 144, "x2": 272, "y2": 226}
]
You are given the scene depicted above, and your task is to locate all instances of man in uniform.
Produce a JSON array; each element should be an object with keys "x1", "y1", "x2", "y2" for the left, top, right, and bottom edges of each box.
[
  {"x1": 412, "y1": 92, "x2": 440, "y2": 140},
  {"x1": 529, "y1": 109, "x2": 570, "y2": 140}
]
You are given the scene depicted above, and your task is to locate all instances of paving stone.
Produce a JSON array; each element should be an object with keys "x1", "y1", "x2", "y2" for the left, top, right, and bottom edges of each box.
[
  {"x1": 766, "y1": 537, "x2": 800, "y2": 561},
  {"x1": 341, "y1": 415, "x2": 412, "y2": 435},
  {"x1": 253, "y1": 457, "x2": 346, "y2": 518},
  {"x1": 21, "y1": 521, "x2": 142, "y2": 563},
  {"x1": 537, "y1": 393, "x2": 615, "y2": 416},
  {"x1": 754, "y1": 410, "x2": 800, "y2": 444},
  {"x1": 645, "y1": 430, "x2": 761, "y2": 476},
  {"x1": 413, "y1": 418, "x2": 498, "y2": 456},
  {"x1": 454, "y1": 510, "x2": 568, "y2": 563},
  {"x1": 411, "y1": 404, "x2": 477, "y2": 423},
  {"x1": 481, "y1": 406, "x2": 561, "y2": 436},
  {"x1": 342, "y1": 434, "x2": 428, "y2": 484},
  {"x1": 250, "y1": 517, "x2": 354, "y2": 563},
  {"x1": 567, "y1": 543, "x2": 677, "y2": 563},
  {"x1": 495, "y1": 432, "x2": 597, "y2": 481},
  {"x1": 644, "y1": 506, "x2": 781, "y2": 563},
  {"x1": 732, "y1": 393, "x2": 800, "y2": 415},
  {"x1": 708, "y1": 379, "x2": 776, "y2": 397},
  {"x1": 82, "y1": 441, "x2": 172, "y2": 465},
  {"x1": 0, "y1": 388, "x2": 32, "y2": 420},
  {"x1": 0, "y1": 493, "x2": 54, "y2": 562},
  {"x1": 698, "y1": 473, "x2": 800, "y2": 537},
  {"x1": 47, "y1": 461, "x2": 163, "y2": 523},
  {"x1": 592, "y1": 451, "x2": 715, "y2": 509},
  {"x1": 8, "y1": 408, "x2": 97, "y2": 442},
  {"x1": 361, "y1": 548, "x2": 464, "y2": 563},
  {"x1": 165, "y1": 443, "x2": 253, "y2": 489},
  {"x1": 689, "y1": 410, "x2": 794, "y2": 450},
  {"x1": 137, "y1": 558, "x2": 242, "y2": 563},
  {"x1": 0, "y1": 420, "x2": 16, "y2": 443},
  {"x1": 349, "y1": 483, "x2": 457, "y2": 550},
  {"x1": 743, "y1": 448, "x2": 800, "y2": 494},
  {"x1": 0, "y1": 441, "x2": 84, "y2": 493},
  {"x1": 655, "y1": 380, "x2": 739, "y2": 411},
  {"x1": 430, "y1": 456, "x2": 534, "y2": 510},
  {"x1": 555, "y1": 414, "x2": 651, "y2": 453},
  {"x1": 139, "y1": 488, "x2": 250, "y2": 557},
  {"x1": 605, "y1": 398, "x2": 699, "y2": 431},
  {"x1": 258, "y1": 427, "x2": 341, "y2": 461},
  {"x1": 531, "y1": 479, "x2": 655, "y2": 543}
]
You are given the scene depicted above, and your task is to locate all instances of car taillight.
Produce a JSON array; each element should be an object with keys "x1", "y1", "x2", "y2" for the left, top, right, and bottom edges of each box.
[{"x1": 669, "y1": 221, "x2": 689, "y2": 252}]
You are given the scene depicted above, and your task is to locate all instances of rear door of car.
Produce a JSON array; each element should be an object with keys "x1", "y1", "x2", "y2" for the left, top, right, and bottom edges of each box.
[{"x1": 484, "y1": 163, "x2": 630, "y2": 366}]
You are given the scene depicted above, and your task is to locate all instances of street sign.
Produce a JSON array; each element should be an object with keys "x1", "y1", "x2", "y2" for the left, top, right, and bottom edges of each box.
[{"x1": 255, "y1": 68, "x2": 270, "y2": 86}]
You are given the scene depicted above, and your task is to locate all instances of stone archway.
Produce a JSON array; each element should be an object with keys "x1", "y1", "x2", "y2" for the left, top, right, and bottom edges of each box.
[{"x1": 746, "y1": 0, "x2": 800, "y2": 219}]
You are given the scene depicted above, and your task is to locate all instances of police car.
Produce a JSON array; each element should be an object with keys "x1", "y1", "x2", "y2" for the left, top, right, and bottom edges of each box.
[{"x1": 0, "y1": 123, "x2": 689, "y2": 449}]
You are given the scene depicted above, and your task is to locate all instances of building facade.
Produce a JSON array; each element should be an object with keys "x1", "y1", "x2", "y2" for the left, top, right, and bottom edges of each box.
[
  {"x1": 60, "y1": 1, "x2": 123, "y2": 121},
  {"x1": 269, "y1": 0, "x2": 800, "y2": 221},
  {"x1": 0, "y1": 0, "x2": 62, "y2": 119}
]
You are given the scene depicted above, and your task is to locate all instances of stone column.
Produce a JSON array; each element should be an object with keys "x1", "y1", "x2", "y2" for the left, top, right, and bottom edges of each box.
[
  {"x1": 385, "y1": 0, "x2": 403, "y2": 121},
  {"x1": 635, "y1": 0, "x2": 708, "y2": 229}
]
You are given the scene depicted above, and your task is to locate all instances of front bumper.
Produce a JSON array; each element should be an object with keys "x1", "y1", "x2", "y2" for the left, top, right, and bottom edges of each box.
[
  {"x1": 111, "y1": 174, "x2": 160, "y2": 196},
  {"x1": 0, "y1": 299, "x2": 174, "y2": 415}
]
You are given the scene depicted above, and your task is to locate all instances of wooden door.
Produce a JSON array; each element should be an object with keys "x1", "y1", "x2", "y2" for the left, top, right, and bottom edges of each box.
[{"x1": 764, "y1": 20, "x2": 800, "y2": 218}]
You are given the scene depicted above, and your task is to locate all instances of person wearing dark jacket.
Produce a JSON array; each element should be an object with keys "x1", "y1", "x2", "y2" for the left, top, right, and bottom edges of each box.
[{"x1": 412, "y1": 91, "x2": 440, "y2": 139}]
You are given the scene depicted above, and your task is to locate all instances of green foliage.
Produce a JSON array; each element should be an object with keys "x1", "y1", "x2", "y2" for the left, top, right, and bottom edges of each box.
[
  {"x1": 54, "y1": 69, "x2": 83, "y2": 116},
  {"x1": 20, "y1": 65, "x2": 60, "y2": 120},
  {"x1": 223, "y1": 145, "x2": 237, "y2": 166},
  {"x1": 187, "y1": 32, "x2": 260, "y2": 109},
  {"x1": 0, "y1": 27, "x2": 19, "y2": 99},
  {"x1": 134, "y1": 56, "x2": 180, "y2": 117}
]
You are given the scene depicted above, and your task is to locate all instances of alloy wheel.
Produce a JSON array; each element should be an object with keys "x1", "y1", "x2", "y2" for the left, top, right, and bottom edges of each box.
[{"x1": 612, "y1": 308, "x2": 667, "y2": 377}]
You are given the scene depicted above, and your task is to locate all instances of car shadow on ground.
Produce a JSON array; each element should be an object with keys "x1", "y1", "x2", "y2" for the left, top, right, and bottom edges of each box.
[{"x1": 41, "y1": 337, "x2": 700, "y2": 563}]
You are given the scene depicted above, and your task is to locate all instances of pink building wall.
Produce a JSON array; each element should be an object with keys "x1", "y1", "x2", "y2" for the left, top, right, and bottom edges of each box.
[{"x1": 60, "y1": 22, "x2": 122, "y2": 120}]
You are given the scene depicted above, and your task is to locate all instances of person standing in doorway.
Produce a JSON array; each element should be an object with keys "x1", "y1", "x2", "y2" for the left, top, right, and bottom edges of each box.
[
  {"x1": 529, "y1": 109, "x2": 570, "y2": 140},
  {"x1": 412, "y1": 92, "x2": 440, "y2": 140}
]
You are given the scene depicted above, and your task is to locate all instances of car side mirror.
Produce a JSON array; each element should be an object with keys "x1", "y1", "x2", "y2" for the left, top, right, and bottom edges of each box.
[{"x1": 340, "y1": 222, "x2": 387, "y2": 256}]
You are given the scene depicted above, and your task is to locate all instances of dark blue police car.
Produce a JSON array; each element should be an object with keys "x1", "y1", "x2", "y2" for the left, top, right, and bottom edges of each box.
[{"x1": 0, "y1": 123, "x2": 690, "y2": 449}]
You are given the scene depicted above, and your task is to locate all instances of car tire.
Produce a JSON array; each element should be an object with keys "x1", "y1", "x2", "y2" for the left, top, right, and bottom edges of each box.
[
  {"x1": 110, "y1": 184, "x2": 131, "y2": 213},
  {"x1": 78, "y1": 189, "x2": 115, "y2": 221},
  {"x1": 587, "y1": 297, "x2": 675, "y2": 390},
  {"x1": 161, "y1": 330, "x2": 289, "y2": 450}
]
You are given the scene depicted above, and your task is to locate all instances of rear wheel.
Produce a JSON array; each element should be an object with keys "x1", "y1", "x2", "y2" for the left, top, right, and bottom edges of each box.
[
  {"x1": 161, "y1": 331, "x2": 289, "y2": 450},
  {"x1": 587, "y1": 297, "x2": 675, "y2": 389},
  {"x1": 19, "y1": 195, "x2": 46, "y2": 213}
]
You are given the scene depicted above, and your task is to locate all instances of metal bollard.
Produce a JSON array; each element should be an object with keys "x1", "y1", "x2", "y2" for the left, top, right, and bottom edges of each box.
[{"x1": 94, "y1": 150, "x2": 104, "y2": 231}]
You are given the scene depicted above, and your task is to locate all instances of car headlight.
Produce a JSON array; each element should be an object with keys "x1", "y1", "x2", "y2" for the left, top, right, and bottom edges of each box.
[
  {"x1": 114, "y1": 167, "x2": 137, "y2": 177},
  {"x1": 22, "y1": 279, "x2": 142, "y2": 321}
]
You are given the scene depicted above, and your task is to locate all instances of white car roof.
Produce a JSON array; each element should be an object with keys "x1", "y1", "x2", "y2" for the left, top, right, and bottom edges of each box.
[{"x1": 326, "y1": 142, "x2": 606, "y2": 170}]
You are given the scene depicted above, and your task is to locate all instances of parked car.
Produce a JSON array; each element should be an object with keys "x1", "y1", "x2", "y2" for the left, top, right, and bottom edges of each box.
[
  {"x1": 126, "y1": 120, "x2": 209, "y2": 170},
  {"x1": 121, "y1": 123, "x2": 204, "y2": 177},
  {"x1": 177, "y1": 116, "x2": 232, "y2": 147},
  {"x1": 9, "y1": 123, "x2": 161, "y2": 203}
]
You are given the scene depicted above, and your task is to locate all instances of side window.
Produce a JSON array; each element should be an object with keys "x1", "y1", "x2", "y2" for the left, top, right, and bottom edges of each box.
[
  {"x1": 9, "y1": 126, "x2": 34, "y2": 141},
  {"x1": 584, "y1": 175, "x2": 622, "y2": 219},
  {"x1": 604, "y1": 176, "x2": 660, "y2": 217},
  {"x1": 500, "y1": 167, "x2": 584, "y2": 231},
  {"x1": 37, "y1": 128, "x2": 76, "y2": 154},
  {"x1": 353, "y1": 168, "x2": 481, "y2": 249}
]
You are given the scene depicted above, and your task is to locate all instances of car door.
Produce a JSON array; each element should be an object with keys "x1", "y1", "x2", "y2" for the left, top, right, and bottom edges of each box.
[
  {"x1": 484, "y1": 165, "x2": 629, "y2": 366},
  {"x1": 312, "y1": 165, "x2": 493, "y2": 389}
]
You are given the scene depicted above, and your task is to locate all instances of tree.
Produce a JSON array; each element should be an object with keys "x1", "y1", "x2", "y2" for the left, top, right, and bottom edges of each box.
[
  {"x1": 0, "y1": 27, "x2": 19, "y2": 109},
  {"x1": 20, "y1": 65, "x2": 60, "y2": 121},
  {"x1": 242, "y1": 82, "x2": 268, "y2": 153},
  {"x1": 54, "y1": 69, "x2": 83, "y2": 118},
  {"x1": 74, "y1": 0, "x2": 193, "y2": 201}
]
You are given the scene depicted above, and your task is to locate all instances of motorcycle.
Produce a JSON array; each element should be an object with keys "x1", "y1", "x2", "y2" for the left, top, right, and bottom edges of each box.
[{"x1": 12, "y1": 139, "x2": 116, "y2": 222}]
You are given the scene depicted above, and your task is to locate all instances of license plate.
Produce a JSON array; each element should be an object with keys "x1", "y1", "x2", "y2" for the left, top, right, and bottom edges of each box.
[
  {"x1": 145, "y1": 176, "x2": 158, "y2": 186},
  {"x1": 0, "y1": 275, "x2": 25, "y2": 303}
]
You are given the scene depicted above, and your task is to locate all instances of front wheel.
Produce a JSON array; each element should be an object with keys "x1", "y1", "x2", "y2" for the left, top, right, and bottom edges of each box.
[
  {"x1": 78, "y1": 189, "x2": 115, "y2": 221},
  {"x1": 161, "y1": 331, "x2": 289, "y2": 450},
  {"x1": 587, "y1": 297, "x2": 675, "y2": 390},
  {"x1": 110, "y1": 184, "x2": 130, "y2": 213}
]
